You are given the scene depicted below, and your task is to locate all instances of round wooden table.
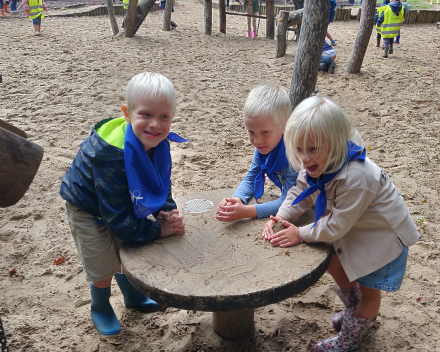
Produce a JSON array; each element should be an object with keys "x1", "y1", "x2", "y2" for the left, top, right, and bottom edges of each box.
[{"x1": 121, "y1": 189, "x2": 331, "y2": 339}]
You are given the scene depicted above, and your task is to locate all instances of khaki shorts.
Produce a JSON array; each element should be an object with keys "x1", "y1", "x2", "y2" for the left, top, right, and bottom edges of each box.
[{"x1": 66, "y1": 202, "x2": 121, "y2": 282}]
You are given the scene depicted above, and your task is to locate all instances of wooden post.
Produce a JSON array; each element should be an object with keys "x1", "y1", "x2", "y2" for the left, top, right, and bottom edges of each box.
[
  {"x1": 219, "y1": 0, "x2": 226, "y2": 34},
  {"x1": 213, "y1": 310, "x2": 254, "y2": 339},
  {"x1": 357, "y1": 8, "x2": 361, "y2": 21},
  {"x1": 276, "y1": 10, "x2": 290, "y2": 58},
  {"x1": 266, "y1": 0, "x2": 275, "y2": 39},
  {"x1": 163, "y1": 0, "x2": 173, "y2": 31},
  {"x1": 347, "y1": 0, "x2": 377, "y2": 74},
  {"x1": 204, "y1": 0, "x2": 212, "y2": 35},
  {"x1": 289, "y1": 0, "x2": 329, "y2": 109},
  {"x1": 105, "y1": 0, "x2": 119, "y2": 36}
]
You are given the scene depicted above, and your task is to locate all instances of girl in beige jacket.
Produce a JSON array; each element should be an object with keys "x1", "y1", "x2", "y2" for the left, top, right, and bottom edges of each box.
[{"x1": 262, "y1": 96, "x2": 419, "y2": 352}]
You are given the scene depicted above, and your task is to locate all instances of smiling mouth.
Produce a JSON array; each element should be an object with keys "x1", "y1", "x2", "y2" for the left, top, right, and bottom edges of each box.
[{"x1": 144, "y1": 131, "x2": 161, "y2": 137}]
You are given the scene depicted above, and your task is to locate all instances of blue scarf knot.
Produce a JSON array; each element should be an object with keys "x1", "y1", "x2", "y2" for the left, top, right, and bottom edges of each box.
[
  {"x1": 291, "y1": 141, "x2": 366, "y2": 228},
  {"x1": 124, "y1": 125, "x2": 188, "y2": 219},
  {"x1": 254, "y1": 138, "x2": 289, "y2": 200}
]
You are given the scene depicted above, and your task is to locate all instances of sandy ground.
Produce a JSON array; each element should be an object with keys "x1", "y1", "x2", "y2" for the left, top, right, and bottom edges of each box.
[{"x1": 1, "y1": 1, "x2": 440, "y2": 351}]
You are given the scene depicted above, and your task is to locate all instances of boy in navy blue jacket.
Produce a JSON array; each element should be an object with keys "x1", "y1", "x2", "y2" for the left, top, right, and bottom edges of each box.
[{"x1": 60, "y1": 72, "x2": 186, "y2": 336}]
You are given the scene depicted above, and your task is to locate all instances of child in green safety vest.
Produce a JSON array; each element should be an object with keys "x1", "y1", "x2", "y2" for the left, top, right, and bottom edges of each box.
[
  {"x1": 375, "y1": 0, "x2": 404, "y2": 58},
  {"x1": 23, "y1": 0, "x2": 48, "y2": 36}
]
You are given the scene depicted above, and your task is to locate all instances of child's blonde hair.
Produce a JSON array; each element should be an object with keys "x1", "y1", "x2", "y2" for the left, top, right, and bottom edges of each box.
[
  {"x1": 284, "y1": 96, "x2": 364, "y2": 174},
  {"x1": 125, "y1": 72, "x2": 176, "y2": 114},
  {"x1": 243, "y1": 83, "x2": 292, "y2": 126}
]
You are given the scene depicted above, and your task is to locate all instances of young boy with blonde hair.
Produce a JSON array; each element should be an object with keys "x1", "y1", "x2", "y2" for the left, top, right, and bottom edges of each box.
[
  {"x1": 60, "y1": 72, "x2": 187, "y2": 336},
  {"x1": 216, "y1": 83, "x2": 298, "y2": 221}
]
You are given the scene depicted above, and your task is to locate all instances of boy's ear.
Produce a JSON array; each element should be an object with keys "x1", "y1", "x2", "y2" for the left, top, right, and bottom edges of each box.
[{"x1": 122, "y1": 104, "x2": 131, "y2": 124}]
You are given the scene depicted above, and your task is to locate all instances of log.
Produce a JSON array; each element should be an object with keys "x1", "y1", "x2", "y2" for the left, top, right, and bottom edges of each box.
[
  {"x1": 347, "y1": 0, "x2": 377, "y2": 74},
  {"x1": 219, "y1": 0, "x2": 226, "y2": 34},
  {"x1": 266, "y1": 0, "x2": 275, "y2": 39},
  {"x1": 125, "y1": 0, "x2": 138, "y2": 37},
  {"x1": 276, "y1": 10, "x2": 290, "y2": 58},
  {"x1": 213, "y1": 310, "x2": 254, "y2": 339},
  {"x1": 105, "y1": 0, "x2": 119, "y2": 36},
  {"x1": 0, "y1": 127, "x2": 44, "y2": 207},
  {"x1": 275, "y1": 8, "x2": 303, "y2": 27},
  {"x1": 438, "y1": 22, "x2": 440, "y2": 29},
  {"x1": 204, "y1": 0, "x2": 212, "y2": 35},
  {"x1": 357, "y1": 8, "x2": 361, "y2": 21},
  {"x1": 289, "y1": 0, "x2": 329, "y2": 109}
]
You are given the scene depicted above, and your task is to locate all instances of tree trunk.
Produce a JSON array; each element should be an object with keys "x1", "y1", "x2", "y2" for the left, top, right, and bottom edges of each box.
[
  {"x1": 124, "y1": 0, "x2": 159, "y2": 37},
  {"x1": 347, "y1": 0, "x2": 377, "y2": 74},
  {"x1": 163, "y1": 0, "x2": 173, "y2": 31},
  {"x1": 289, "y1": 0, "x2": 329, "y2": 110},
  {"x1": 106, "y1": 0, "x2": 119, "y2": 36},
  {"x1": 125, "y1": 0, "x2": 139, "y2": 37},
  {"x1": 276, "y1": 11, "x2": 290, "y2": 57},
  {"x1": 204, "y1": 0, "x2": 212, "y2": 35}
]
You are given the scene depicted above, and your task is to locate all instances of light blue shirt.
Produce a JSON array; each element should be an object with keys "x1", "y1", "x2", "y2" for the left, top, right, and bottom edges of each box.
[{"x1": 232, "y1": 149, "x2": 299, "y2": 219}]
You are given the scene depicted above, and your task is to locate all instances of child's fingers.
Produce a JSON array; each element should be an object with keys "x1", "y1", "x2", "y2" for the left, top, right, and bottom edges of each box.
[
  {"x1": 281, "y1": 220, "x2": 292, "y2": 227},
  {"x1": 269, "y1": 215, "x2": 278, "y2": 223}
]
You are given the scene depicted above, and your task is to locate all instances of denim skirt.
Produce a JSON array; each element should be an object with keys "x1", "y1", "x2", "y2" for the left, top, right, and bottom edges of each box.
[{"x1": 356, "y1": 244, "x2": 409, "y2": 292}]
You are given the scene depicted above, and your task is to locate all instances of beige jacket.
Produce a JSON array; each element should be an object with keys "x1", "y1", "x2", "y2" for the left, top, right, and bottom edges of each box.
[{"x1": 277, "y1": 157, "x2": 419, "y2": 282}]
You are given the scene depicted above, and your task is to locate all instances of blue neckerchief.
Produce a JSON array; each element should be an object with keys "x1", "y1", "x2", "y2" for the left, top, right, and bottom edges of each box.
[
  {"x1": 291, "y1": 141, "x2": 366, "y2": 228},
  {"x1": 124, "y1": 124, "x2": 188, "y2": 219},
  {"x1": 254, "y1": 138, "x2": 289, "y2": 200}
]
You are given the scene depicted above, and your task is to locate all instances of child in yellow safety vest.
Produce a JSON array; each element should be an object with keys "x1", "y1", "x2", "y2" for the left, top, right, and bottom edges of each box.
[
  {"x1": 375, "y1": 0, "x2": 404, "y2": 58},
  {"x1": 23, "y1": 0, "x2": 48, "y2": 36}
]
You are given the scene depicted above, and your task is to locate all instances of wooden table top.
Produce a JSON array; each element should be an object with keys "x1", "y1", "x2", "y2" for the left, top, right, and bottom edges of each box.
[{"x1": 121, "y1": 189, "x2": 331, "y2": 312}]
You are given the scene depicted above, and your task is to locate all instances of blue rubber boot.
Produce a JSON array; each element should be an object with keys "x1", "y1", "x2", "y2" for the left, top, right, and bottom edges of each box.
[
  {"x1": 90, "y1": 283, "x2": 121, "y2": 336},
  {"x1": 114, "y1": 273, "x2": 165, "y2": 312}
]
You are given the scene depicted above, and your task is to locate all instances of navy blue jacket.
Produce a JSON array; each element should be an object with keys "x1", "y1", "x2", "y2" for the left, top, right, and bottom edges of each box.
[{"x1": 60, "y1": 118, "x2": 177, "y2": 243}]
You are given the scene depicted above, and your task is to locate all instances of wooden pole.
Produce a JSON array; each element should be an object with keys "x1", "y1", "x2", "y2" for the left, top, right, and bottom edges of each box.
[
  {"x1": 276, "y1": 10, "x2": 290, "y2": 58},
  {"x1": 204, "y1": 0, "x2": 212, "y2": 35},
  {"x1": 347, "y1": 0, "x2": 377, "y2": 74},
  {"x1": 289, "y1": 0, "x2": 329, "y2": 109},
  {"x1": 105, "y1": 0, "x2": 119, "y2": 36},
  {"x1": 163, "y1": 0, "x2": 173, "y2": 31},
  {"x1": 219, "y1": 0, "x2": 226, "y2": 34},
  {"x1": 266, "y1": 0, "x2": 275, "y2": 39}
]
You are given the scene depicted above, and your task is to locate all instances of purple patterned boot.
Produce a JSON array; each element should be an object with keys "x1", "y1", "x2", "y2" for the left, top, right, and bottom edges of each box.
[
  {"x1": 315, "y1": 307, "x2": 373, "y2": 352},
  {"x1": 331, "y1": 284, "x2": 361, "y2": 332}
]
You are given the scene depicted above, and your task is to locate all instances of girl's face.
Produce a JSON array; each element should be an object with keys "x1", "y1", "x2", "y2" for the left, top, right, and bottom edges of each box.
[{"x1": 295, "y1": 134, "x2": 330, "y2": 178}]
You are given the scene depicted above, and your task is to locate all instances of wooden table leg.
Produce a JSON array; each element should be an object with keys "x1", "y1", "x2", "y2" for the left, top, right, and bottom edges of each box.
[{"x1": 212, "y1": 309, "x2": 254, "y2": 339}]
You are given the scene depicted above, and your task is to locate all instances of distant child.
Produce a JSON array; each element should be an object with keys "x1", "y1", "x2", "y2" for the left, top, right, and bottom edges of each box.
[
  {"x1": 60, "y1": 72, "x2": 187, "y2": 337},
  {"x1": 326, "y1": 0, "x2": 337, "y2": 45},
  {"x1": 374, "y1": 0, "x2": 390, "y2": 48},
  {"x1": 23, "y1": 0, "x2": 47, "y2": 35},
  {"x1": 319, "y1": 40, "x2": 336, "y2": 74},
  {"x1": 215, "y1": 83, "x2": 298, "y2": 222},
  {"x1": 375, "y1": 0, "x2": 404, "y2": 57},
  {"x1": 262, "y1": 96, "x2": 419, "y2": 352},
  {"x1": 244, "y1": 0, "x2": 259, "y2": 38}
]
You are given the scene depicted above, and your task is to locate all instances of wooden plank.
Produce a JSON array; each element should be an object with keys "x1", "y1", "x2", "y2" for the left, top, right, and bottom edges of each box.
[
  {"x1": 121, "y1": 189, "x2": 331, "y2": 312},
  {"x1": 266, "y1": 0, "x2": 275, "y2": 39}
]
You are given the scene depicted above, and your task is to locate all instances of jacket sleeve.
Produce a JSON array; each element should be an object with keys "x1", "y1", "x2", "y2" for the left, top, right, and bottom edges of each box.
[
  {"x1": 254, "y1": 166, "x2": 299, "y2": 219},
  {"x1": 376, "y1": 12, "x2": 385, "y2": 26},
  {"x1": 232, "y1": 150, "x2": 261, "y2": 204},
  {"x1": 299, "y1": 168, "x2": 377, "y2": 243},
  {"x1": 93, "y1": 161, "x2": 162, "y2": 243}
]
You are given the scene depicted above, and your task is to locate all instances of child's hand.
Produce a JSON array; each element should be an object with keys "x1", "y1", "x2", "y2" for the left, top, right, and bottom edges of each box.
[
  {"x1": 262, "y1": 215, "x2": 282, "y2": 240},
  {"x1": 158, "y1": 210, "x2": 185, "y2": 237},
  {"x1": 215, "y1": 197, "x2": 248, "y2": 222},
  {"x1": 269, "y1": 221, "x2": 301, "y2": 248}
]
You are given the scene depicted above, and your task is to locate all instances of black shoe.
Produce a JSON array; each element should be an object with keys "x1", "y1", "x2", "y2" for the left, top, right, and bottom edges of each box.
[{"x1": 171, "y1": 21, "x2": 178, "y2": 29}]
